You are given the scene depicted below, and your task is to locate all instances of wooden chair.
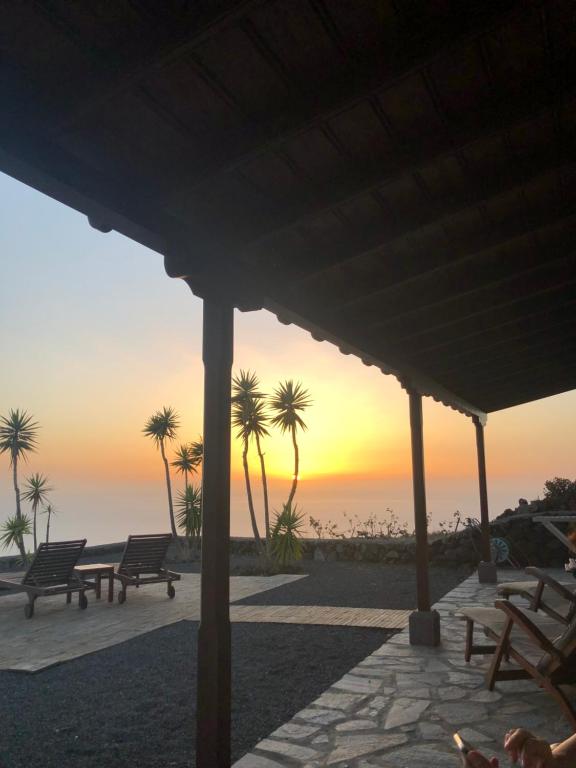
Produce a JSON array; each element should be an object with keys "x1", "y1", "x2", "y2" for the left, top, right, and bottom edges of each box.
[
  {"x1": 459, "y1": 600, "x2": 576, "y2": 727},
  {"x1": 114, "y1": 534, "x2": 181, "y2": 603},
  {"x1": 0, "y1": 539, "x2": 89, "y2": 618},
  {"x1": 498, "y1": 567, "x2": 576, "y2": 625}
]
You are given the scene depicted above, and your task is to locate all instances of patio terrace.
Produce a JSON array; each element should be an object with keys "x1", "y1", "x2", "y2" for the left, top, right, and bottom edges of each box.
[{"x1": 235, "y1": 569, "x2": 574, "y2": 767}]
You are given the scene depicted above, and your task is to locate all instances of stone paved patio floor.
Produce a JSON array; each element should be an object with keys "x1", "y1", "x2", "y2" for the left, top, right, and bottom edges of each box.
[
  {"x1": 234, "y1": 570, "x2": 576, "y2": 767},
  {"x1": 0, "y1": 573, "x2": 410, "y2": 672},
  {"x1": 0, "y1": 572, "x2": 303, "y2": 671}
]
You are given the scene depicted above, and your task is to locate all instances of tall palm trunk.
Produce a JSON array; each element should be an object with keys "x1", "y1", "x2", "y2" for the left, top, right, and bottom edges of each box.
[
  {"x1": 255, "y1": 433, "x2": 270, "y2": 545},
  {"x1": 242, "y1": 438, "x2": 263, "y2": 552},
  {"x1": 32, "y1": 502, "x2": 38, "y2": 552},
  {"x1": 12, "y1": 457, "x2": 26, "y2": 558},
  {"x1": 13, "y1": 459, "x2": 21, "y2": 520},
  {"x1": 159, "y1": 439, "x2": 178, "y2": 539},
  {"x1": 286, "y1": 425, "x2": 299, "y2": 508},
  {"x1": 46, "y1": 509, "x2": 51, "y2": 543}
]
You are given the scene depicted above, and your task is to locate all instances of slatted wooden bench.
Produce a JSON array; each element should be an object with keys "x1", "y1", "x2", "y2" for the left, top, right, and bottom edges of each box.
[
  {"x1": 0, "y1": 539, "x2": 90, "y2": 618},
  {"x1": 114, "y1": 534, "x2": 181, "y2": 603}
]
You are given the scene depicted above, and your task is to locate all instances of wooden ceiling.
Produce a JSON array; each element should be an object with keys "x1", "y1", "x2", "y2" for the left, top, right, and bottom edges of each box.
[{"x1": 2, "y1": 0, "x2": 576, "y2": 416}]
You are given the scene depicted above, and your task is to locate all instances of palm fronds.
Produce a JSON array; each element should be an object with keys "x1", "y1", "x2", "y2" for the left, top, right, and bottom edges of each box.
[
  {"x1": 269, "y1": 381, "x2": 311, "y2": 433},
  {"x1": 143, "y1": 406, "x2": 179, "y2": 447},
  {"x1": 22, "y1": 473, "x2": 52, "y2": 551},
  {"x1": 171, "y1": 444, "x2": 196, "y2": 476},
  {"x1": 176, "y1": 485, "x2": 202, "y2": 542},
  {"x1": 22, "y1": 473, "x2": 52, "y2": 505},
  {"x1": 0, "y1": 409, "x2": 39, "y2": 463},
  {"x1": 189, "y1": 438, "x2": 203, "y2": 468},
  {"x1": 271, "y1": 503, "x2": 305, "y2": 566},
  {"x1": 0, "y1": 514, "x2": 32, "y2": 551}
]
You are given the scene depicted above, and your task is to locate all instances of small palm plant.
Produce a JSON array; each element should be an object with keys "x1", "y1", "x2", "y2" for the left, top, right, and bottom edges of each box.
[
  {"x1": 0, "y1": 514, "x2": 32, "y2": 558},
  {"x1": 143, "y1": 406, "x2": 180, "y2": 539},
  {"x1": 22, "y1": 473, "x2": 52, "y2": 551},
  {"x1": 42, "y1": 503, "x2": 56, "y2": 543},
  {"x1": 269, "y1": 381, "x2": 311, "y2": 508},
  {"x1": 0, "y1": 409, "x2": 39, "y2": 559},
  {"x1": 271, "y1": 503, "x2": 305, "y2": 566},
  {"x1": 176, "y1": 485, "x2": 202, "y2": 549}
]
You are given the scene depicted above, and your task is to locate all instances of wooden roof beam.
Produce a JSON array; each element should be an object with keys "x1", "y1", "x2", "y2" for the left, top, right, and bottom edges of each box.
[
  {"x1": 166, "y1": 3, "x2": 530, "y2": 204},
  {"x1": 0, "y1": 118, "x2": 169, "y2": 255},
  {"x1": 461, "y1": 371, "x2": 576, "y2": 413},
  {"x1": 481, "y1": 377, "x2": 576, "y2": 412},
  {"x1": 49, "y1": 0, "x2": 268, "y2": 133},
  {"x1": 438, "y1": 338, "x2": 576, "y2": 390},
  {"x1": 425, "y1": 313, "x2": 576, "y2": 376},
  {"x1": 433, "y1": 337, "x2": 576, "y2": 385},
  {"x1": 241, "y1": 93, "x2": 575, "y2": 264},
  {"x1": 457, "y1": 361, "x2": 576, "y2": 400},
  {"x1": 364, "y1": 257, "x2": 576, "y2": 342},
  {"x1": 324, "y1": 208, "x2": 576, "y2": 326},
  {"x1": 403, "y1": 305, "x2": 576, "y2": 365}
]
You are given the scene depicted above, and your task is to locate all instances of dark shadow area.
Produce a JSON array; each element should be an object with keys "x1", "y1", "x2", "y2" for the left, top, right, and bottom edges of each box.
[
  {"x1": 224, "y1": 560, "x2": 472, "y2": 609},
  {"x1": 0, "y1": 620, "x2": 393, "y2": 767}
]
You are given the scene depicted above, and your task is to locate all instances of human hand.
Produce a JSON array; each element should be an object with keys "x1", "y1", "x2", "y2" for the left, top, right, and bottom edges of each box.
[
  {"x1": 465, "y1": 750, "x2": 499, "y2": 768},
  {"x1": 504, "y1": 729, "x2": 554, "y2": 768}
]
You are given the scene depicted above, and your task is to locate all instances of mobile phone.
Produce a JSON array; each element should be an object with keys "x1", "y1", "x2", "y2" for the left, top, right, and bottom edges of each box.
[{"x1": 453, "y1": 732, "x2": 474, "y2": 756}]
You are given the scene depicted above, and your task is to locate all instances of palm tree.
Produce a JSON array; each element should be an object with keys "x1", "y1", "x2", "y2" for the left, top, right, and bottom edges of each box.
[
  {"x1": 176, "y1": 484, "x2": 202, "y2": 548},
  {"x1": 269, "y1": 381, "x2": 311, "y2": 508},
  {"x1": 189, "y1": 438, "x2": 203, "y2": 472},
  {"x1": 42, "y1": 504, "x2": 56, "y2": 543},
  {"x1": 171, "y1": 444, "x2": 195, "y2": 491},
  {"x1": 22, "y1": 473, "x2": 52, "y2": 551},
  {"x1": 0, "y1": 409, "x2": 39, "y2": 558},
  {"x1": 232, "y1": 387, "x2": 265, "y2": 553},
  {"x1": 0, "y1": 514, "x2": 32, "y2": 556},
  {"x1": 143, "y1": 406, "x2": 180, "y2": 539},
  {"x1": 233, "y1": 371, "x2": 272, "y2": 542}
]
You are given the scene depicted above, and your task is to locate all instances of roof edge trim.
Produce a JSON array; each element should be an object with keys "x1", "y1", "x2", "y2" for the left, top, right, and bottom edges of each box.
[{"x1": 266, "y1": 301, "x2": 488, "y2": 425}]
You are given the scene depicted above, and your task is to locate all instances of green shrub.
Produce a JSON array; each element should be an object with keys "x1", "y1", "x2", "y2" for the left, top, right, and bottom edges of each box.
[{"x1": 271, "y1": 503, "x2": 305, "y2": 566}]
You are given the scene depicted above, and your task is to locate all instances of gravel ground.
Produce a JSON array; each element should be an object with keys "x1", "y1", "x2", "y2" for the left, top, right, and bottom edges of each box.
[
  {"x1": 0, "y1": 621, "x2": 393, "y2": 768},
  {"x1": 0, "y1": 557, "x2": 471, "y2": 766},
  {"x1": 175, "y1": 557, "x2": 472, "y2": 610}
]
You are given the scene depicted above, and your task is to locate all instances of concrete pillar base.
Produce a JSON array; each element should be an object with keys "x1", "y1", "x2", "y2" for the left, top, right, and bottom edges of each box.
[
  {"x1": 478, "y1": 561, "x2": 498, "y2": 584},
  {"x1": 409, "y1": 609, "x2": 441, "y2": 646}
]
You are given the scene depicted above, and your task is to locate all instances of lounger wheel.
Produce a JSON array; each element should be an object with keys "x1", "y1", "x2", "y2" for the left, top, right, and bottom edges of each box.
[
  {"x1": 118, "y1": 589, "x2": 126, "y2": 604},
  {"x1": 167, "y1": 583, "x2": 176, "y2": 599},
  {"x1": 79, "y1": 592, "x2": 88, "y2": 610},
  {"x1": 24, "y1": 603, "x2": 34, "y2": 619}
]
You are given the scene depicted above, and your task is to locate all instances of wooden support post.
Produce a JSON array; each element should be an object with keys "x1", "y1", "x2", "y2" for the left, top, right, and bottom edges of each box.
[
  {"x1": 473, "y1": 416, "x2": 497, "y2": 583},
  {"x1": 407, "y1": 389, "x2": 440, "y2": 645},
  {"x1": 197, "y1": 298, "x2": 234, "y2": 768}
]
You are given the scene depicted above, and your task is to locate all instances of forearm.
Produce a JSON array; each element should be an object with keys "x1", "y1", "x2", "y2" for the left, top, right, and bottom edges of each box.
[{"x1": 553, "y1": 733, "x2": 576, "y2": 766}]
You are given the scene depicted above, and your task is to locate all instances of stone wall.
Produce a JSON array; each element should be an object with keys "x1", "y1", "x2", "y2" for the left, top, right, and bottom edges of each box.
[{"x1": 0, "y1": 512, "x2": 572, "y2": 572}]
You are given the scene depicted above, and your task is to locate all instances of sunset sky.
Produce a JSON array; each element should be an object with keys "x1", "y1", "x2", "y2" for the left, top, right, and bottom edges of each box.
[{"x1": 1, "y1": 170, "x2": 575, "y2": 549}]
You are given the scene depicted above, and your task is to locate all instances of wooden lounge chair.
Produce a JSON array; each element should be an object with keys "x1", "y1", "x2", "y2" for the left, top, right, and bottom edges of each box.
[
  {"x1": 498, "y1": 567, "x2": 576, "y2": 625},
  {"x1": 115, "y1": 534, "x2": 181, "y2": 603},
  {"x1": 0, "y1": 539, "x2": 89, "y2": 618},
  {"x1": 459, "y1": 600, "x2": 576, "y2": 726}
]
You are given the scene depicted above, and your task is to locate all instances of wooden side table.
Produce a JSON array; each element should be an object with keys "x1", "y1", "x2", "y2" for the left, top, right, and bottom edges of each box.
[{"x1": 74, "y1": 563, "x2": 115, "y2": 602}]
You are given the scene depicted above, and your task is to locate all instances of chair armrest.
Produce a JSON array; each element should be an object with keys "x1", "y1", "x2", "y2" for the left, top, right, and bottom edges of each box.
[
  {"x1": 525, "y1": 567, "x2": 575, "y2": 602},
  {"x1": 494, "y1": 599, "x2": 564, "y2": 662}
]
